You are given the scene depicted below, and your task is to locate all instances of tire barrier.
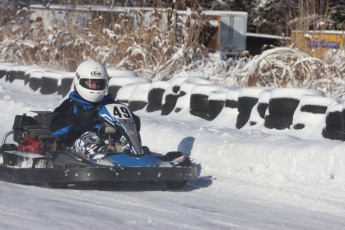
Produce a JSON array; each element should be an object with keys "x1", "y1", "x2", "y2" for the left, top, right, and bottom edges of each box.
[
  {"x1": 128, "y1": 83, "x2": 151, "y2": 112},
  {"x1": 291, "y1": 96, "x2": 334, "y2": 137},
  {"x1": 40, "y1": 70, "x2": 65, "y2": 95},
  {"x1": 2, "y1": 62, "x2": 345, "y2": 142},
  {"x1": 28, "y1": 71, "x2": 43, "y2": 92},
  {"x1": 5, "y1": 65, "x2": 18, "y2": 83},
  {"x1": 58, "y1": 72, "x2": 74, "y2": 97},
  {"x1": 161, "y1": 77, "x2": 188, "y2": 116},
  {"x1": 264, "y1": 88, "x2": 325, "y2": 130},
  {"x1": 146, "y1": 81, "x2": 169, "y2": 113},
  {"x1": 190, "y1": 84, "x2": 219, "y2": 120},
  {"x1": 247, "y1": 89, "x2": 272, "y2": 127},
  {"x1": 115, "y1": 83, "x2": 142, "y2": 105},
  {"x1": 107, "y1": 69, "x2": 143, "y2": 99},
  {"x1": 236, "y1": 87, "x2": 266, "y2": 129},
  {"x1": 322, "y1": 101, "x2": 345, "y2": 141},
  {"x1": 173, "y1": 81, "x2": 195, "y2": 114},
  {"x1": 108, "y1": 75, "x2": 150, "y2": 99},
  {"x1": 208, "y1": 87, "x2": 232, "y2": 121},
  {"x1": 0, "y1": 63, "x2": 15, "y2": 79},
  {"x1": 161, "y1": 77, "x2": 212, "y2": 116}
]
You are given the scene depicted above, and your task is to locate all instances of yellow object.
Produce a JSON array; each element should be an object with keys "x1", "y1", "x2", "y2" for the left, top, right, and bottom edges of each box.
[{"x1": 290, "y1": 30, "x2": 345, "y2": 58}]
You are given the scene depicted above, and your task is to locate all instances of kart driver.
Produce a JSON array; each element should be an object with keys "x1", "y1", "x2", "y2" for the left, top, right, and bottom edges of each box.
[{"x1": 49, "y1": 59, "x2": 140, "y2": 159}]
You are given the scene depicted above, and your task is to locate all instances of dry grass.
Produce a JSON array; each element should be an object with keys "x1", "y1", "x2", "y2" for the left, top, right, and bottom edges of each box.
[{"x1": 0, "y1": 3, "x2": 207, "y2": 77}]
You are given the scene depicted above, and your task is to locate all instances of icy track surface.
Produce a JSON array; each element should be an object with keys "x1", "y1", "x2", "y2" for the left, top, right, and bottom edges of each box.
[{"x1": 1, "y1": 80, "x2": 345, "y2": 229}]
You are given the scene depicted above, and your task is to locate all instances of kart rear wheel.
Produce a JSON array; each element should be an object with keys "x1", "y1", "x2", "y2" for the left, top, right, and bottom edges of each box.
[
  {"x1": 165, "y1": 180, "x2": 187, "y2": 190},
  {"x1": 46, "y1": 160, "x2": 69, "y2": 189}
]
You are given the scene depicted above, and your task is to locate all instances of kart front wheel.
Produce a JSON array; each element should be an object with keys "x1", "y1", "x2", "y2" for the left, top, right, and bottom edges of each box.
[{"x1": 164, "y1": 151, "x2": 191, "y2": 189}]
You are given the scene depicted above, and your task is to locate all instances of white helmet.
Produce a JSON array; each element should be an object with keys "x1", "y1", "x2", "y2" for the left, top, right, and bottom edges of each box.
[{"x1": 74, "y1": 59, "x2": 109, "y2": 103}]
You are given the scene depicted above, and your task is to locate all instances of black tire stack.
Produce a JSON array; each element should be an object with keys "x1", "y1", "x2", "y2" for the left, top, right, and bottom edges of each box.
[
  {"x1": 190, "y1": 84, "x2": 219, "y2": 120},
  {"x1": 115, "y1": 83, "x2": 141, "y2": 105},
  {"x1": 322, "y1": 100, "x2": 345, "y2": 140},
  {"x1": 107, "y1": 71, "x2": 149, "y2": 99},
  {"x1": 146, "y1": 81, "x2": 169, "y2": 113},
  {"x1": 0, "y1": 63, "x2": 14, "y2": 79},
  {"x1": 236, "y1": 87, "x2": 266, "y2": 129},
  {"x1": 246, "y1": 89, "x2": 272, "y2": 127},
  {"x1": 128, "y1": 83, "x2": 152, "y2": 112},
  {"x1": 291, "y1": 95, "x2": 333, "y2": 133},
  {"x1": 207, "y1": 87, "x2": 232, "y2": 121},
  {"x1": 264, "y1": 88, "x2": 325, "y2": 130},
  {"x1": 59, "y1": 72, "x2": 74, "y2": 97},
  {"x1": 40, "y1": 70, "x2": 63, "y2": 95},
  {"x1": 161, "y1": 78, "x2": 186, "y2": 116},
  {"x1": 173, "y1": 81, "x2": 200, "y2": 114},
  {"x1": 224, "y1": 89, "x2": 240, "y2": 128}
]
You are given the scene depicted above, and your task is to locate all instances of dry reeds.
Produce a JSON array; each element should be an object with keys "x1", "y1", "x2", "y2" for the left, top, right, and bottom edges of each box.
[{"x1": 0, "y1": 3, "x2": 207, "y2": 76}]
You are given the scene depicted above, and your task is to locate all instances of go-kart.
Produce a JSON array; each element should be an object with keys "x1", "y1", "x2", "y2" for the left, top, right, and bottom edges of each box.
[{"x1": 0, "y1": 103, "x2": 198, "y2": 189}]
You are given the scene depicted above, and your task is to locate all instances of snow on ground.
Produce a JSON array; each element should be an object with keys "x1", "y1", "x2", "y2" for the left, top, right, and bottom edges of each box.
[{"x1": 2, "y1": 76, "x2": 345, "y2": 229}]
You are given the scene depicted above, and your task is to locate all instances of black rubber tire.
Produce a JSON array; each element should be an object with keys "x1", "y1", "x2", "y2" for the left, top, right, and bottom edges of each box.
[
  {"x1": 236, "y1": 113, "x2": 250, "y2": 129},
  {"x1": 190, "y1": 94, "x2": 209, "y2": 120},
  {"x1": 300, "y1": 105, "x2": 327, "y2": 114},
  {"x1": 237, "y1": 97, "x2": 258, "y2": 114},
  {"x1": 128, "y1": 101, "x2": 147, "y2": 112},
  {"x1": 146, "y1": 88, "x2": 166, "y2": 112},
  {"x1": 208, "y1": 99, "x2": 225, "y2": 120},
  {"x1": 225, "y1": 99, "x2": 238, "y2": 109},
  {"x1": 325, "y1": 111, "x2": 342, "y2": 127},
  {"x1": 161, "y1": 94, "x2": 178, "y2": 115},
  {"x1": 264, "y1": 113, "x2": 293, "y2": 130},
  {"x1": 322, "y1": 125, "x2": 345, "y2": 141},
  {"x1": 268, "y1": 98, "x2": 300, "y2": 115},
  {"x1": 257, "y1": 103, "x2": 268, "y2": 119},
  {"x1": 108, "y1": 85, "x2": 122, "y2": 99},
  {"x1": 148, "y1": 88, "x2": 165, "y2": 105},
  {"x1": 58, "y1": 78, "x2": 74, "y2": 97}
]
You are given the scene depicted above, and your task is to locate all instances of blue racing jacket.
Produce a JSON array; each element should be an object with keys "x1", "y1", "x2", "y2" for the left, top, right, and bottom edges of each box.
[{"x1": 50, "y1": 91, "x2": 119, "y2": 146}]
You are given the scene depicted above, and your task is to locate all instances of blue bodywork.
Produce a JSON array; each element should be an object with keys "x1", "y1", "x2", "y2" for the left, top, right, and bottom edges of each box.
[{"x1": 104, "y1": 153, "x2": 163, "y2": 167}]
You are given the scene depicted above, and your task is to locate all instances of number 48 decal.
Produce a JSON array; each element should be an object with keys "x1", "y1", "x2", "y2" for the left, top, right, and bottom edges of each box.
[{"x1": 112, "y1": 105, "x2": 132, "y2": 119}]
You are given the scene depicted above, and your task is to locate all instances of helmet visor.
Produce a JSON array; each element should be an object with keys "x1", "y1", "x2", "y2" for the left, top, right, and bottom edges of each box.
[{"x1": 80, "y1": 79, "x2": 107, "y2": 90}]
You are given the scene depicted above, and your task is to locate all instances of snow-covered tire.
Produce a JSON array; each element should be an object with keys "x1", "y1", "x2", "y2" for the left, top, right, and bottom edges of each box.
[
  {"x1": 107, "y1": 85, "x2": 122, "y2": 99},
  {"x1": 264, "y1": 113, "x2": 293, "y2": 130},
  {"x1": 146, "y1": 88, "x2": 166, "y2": 112},
  {"x1": 322, "y1": 125, "x2": 345, "y2": 141},
  {"x1": 128, "y1": 101, "x2": 147, "y2": 112},
  {"x1": 225, "y1": 99, "x2": 238, "y2": 109},
  {"x1": 190, "y1": 94, "x2": 209, "y2": 120},
  {"x1": 236, "y1": 113, "x2": 250, "y2": 129},
  {"x1": 300, "y1": 105, "x2": 327, "y2": 114},
  {"x1": 161, "y1": 94, "x2": 178, "y2": 115},
  {"x1": 325, "y1": 111, "x2": 342, "y2": 127},
  {"x1": 237, "y1": 96, "x2": 258, "y2": 114},
  {"x1": 268, "y1": 98, "x2": 300, "y2": 115},
  {"x1": 208, "y1": 99, "x2": 224, "y2": 120},
  {"x1": 257, "y1": 102, "x2": 268, "y2": 119}
]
